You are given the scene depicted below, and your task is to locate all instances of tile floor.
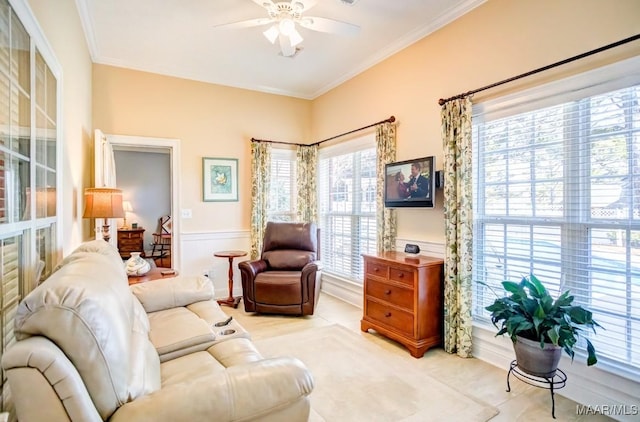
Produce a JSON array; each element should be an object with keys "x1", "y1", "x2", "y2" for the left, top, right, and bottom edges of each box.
[{"x1": 222, "y1": 292, "x2": 613, "y2": 422}]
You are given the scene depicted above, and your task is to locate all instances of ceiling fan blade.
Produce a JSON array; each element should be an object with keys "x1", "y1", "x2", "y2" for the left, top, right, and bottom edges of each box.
[
  {"x1": 299, "y1": 17, "x2": 360, "y2": 36},
  {"x1": 250, "y1": 0, "x2": 276, "y2": 9},
  {"x1": 293, "y1": 0, "x2": 317, "y2": 12},
  {"x1": 212, "y1": 17, "x2": 273, "y2": 30},
  {"x1": 278, "y1": 34, "x2": 296, "y2": 57}
]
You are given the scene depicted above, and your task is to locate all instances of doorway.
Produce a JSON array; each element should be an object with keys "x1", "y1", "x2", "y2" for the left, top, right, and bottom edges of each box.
[{"x1": 100, "y1": 133, "x2": 182, "y2": 271}]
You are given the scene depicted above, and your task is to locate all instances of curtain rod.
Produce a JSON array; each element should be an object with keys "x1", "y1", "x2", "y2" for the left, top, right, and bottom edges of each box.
[
  {"x1": 438, "y1": 33, "x2": 640, "y2": 106},
  {"x1": 251, "y1": 115, "x2": 396, "y2": 147},
  {"x1": 310, "y1": 115, "x2": 395, "y2": 146}
]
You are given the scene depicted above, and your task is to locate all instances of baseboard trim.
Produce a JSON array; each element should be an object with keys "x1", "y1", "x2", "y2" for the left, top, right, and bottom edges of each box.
[{"x1": 320, "y1": 274, "x2": 363, "y2": 309}]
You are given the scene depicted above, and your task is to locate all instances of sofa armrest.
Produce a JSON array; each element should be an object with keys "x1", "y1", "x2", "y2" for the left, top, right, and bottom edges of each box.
[
  {"x1": 110, "y1": 357, "x2": 314, "y2": 422},
  {"x1": 130, "y1": 275, "x2": 214, "y2": 313},
  {"x1": 2, "y1": 337, "x2": 103, "y2": 422}
]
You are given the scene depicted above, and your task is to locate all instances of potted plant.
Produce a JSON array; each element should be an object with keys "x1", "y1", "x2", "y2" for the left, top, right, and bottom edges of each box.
[{"x1": 485, "y1": 274, "x2": 601, "y2": 377}]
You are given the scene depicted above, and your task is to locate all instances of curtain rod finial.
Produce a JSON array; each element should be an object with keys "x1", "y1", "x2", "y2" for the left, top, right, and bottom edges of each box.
[
  {"x1": 389, "y1": 116, "x2": 396, "y2": 123},
  {"x1": 438, "y1": 99, "x2": 446, "y2": 106}
]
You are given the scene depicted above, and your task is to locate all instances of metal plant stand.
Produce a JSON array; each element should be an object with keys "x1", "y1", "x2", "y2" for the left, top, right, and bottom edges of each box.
[{"x1": 506, "y1": 360, "x2": 567, "y2": 419}]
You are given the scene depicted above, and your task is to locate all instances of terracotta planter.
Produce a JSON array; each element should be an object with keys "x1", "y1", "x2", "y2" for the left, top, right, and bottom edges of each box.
[{"x1": 513, "y1": 336, "x2": 562, "y2": 378}]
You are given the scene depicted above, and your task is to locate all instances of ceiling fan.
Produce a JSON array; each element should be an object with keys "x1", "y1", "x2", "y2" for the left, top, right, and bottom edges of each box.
[{"x1": 213, "y1": 0, "x2": 360, "y2": 57}]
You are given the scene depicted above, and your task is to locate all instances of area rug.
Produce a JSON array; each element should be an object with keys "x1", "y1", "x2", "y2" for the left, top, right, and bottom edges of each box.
[{"x1": 254, "y1": 324, "x2": 499, "y2": 422}]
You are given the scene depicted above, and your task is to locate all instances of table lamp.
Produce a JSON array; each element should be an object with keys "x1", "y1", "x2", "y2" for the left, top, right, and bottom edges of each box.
[
  {"x1": 83, "y1": 187, "x2": 125, "y2": 242},
  {"x1": 122, "y1": 201, "x2": 133, "y2": 228}
]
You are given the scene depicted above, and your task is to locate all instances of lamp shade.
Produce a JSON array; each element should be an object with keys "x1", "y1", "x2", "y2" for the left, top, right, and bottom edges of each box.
[
  {"x1": 82, "y1": 188, "x2": 125, "y2": 219},
  {"x1": 122, "y1": 200, "x2": 133, "y2": 213}
]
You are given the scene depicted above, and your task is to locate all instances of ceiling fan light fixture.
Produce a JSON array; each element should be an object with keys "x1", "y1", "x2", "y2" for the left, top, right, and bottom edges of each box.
[
  {"x1": 278, "y1": 18, "x2": 295, "y2": 36},
  {"x1": 263, "y1": 25, "x2": 279, "y2": 44},
  {"x1": 289, "y1": 27, "x2": 303, "y2": 47}
]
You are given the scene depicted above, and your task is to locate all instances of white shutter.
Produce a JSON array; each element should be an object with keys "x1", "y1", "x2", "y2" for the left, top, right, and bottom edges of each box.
[{"x1": 1, "y1": 237, "x2": 20, "y2": 417}]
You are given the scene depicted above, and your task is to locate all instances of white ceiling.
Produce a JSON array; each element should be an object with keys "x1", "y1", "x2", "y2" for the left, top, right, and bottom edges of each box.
[{"x1": 76, "y1": 0, "x2": 485, "y2": 99}]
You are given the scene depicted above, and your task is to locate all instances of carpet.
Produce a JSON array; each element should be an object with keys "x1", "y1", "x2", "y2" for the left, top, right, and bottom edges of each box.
[{"x1": 254, "y1": 324, "x2": 499, "y2": 422}]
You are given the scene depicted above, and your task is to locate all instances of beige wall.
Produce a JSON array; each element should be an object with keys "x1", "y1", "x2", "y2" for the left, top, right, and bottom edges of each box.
[
  {"x1": 92, "y1": 65, "x2": 311, "y2": 233},
  {"x1": 312, "y1": 0, "x2": 640, "y2": 243},
  {"x1": 31, "y1": 0, "x2": 640, "y2": 247},
  {"x1": 27, "y1": 0, "x2": 93, "y2": 254}
]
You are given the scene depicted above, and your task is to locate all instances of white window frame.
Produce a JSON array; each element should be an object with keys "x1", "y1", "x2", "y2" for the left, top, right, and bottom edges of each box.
[
  {"x1": 1, "y1": 0, "x2": 62, "y2": 413},
  {"x1": 318, "y1": 134, "x2": 376, "y2": 285},
  {"x1": 471, "y1": 57, "x2": 640, "y2": 405},
  {"x1": 267, "y1": 147, "x2": 297, "y2": 222}
]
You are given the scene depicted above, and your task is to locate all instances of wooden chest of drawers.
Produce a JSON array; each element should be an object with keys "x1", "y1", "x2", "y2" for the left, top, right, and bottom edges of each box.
[
  {"x1": 117, "y1": 228, "x2": 145, "y2": 259},
  {"x1": 361, "y1": 251, "x2": 444, "y2": 358}
]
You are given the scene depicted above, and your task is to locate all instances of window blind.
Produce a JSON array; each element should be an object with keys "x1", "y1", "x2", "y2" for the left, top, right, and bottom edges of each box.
[
  {"x1": 268, "y1": 148, "x2": 297, "y2": 222},
  {"x1": 318, "y1": 135, "x2": 376, "y2": 283},
  {"x1": 472, "y1": 56, "x2": 640, "y2": 376}
]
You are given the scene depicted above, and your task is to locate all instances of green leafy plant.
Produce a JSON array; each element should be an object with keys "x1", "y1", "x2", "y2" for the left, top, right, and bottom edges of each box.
[{"x1": 485, "y1": 274, "x2": 601, "y2": 366}]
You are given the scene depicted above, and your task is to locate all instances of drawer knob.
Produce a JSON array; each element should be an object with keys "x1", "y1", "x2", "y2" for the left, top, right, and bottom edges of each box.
[
  {"x1": 384, "y1": 290, "x2": 391, "y2": 295},
  {"x1": 398, "y1": 273, "x2": 404, "y2": 278},
  {"x1": 374, "y1": 267, "x2": 379, "y2": 272},
  {"x1": 384, "y1": 312, "x2": 391, "y2": 318}
]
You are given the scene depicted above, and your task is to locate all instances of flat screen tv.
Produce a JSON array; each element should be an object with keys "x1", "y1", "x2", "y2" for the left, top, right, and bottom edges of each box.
[{"x1": 384, "y1": 156, "x2": 435, "y2": 208}]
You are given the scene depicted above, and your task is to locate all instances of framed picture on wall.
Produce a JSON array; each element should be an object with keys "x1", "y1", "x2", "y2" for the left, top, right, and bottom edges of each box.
[{"x1": 203, "y1": 157, "x2": 238, "y2": 202}]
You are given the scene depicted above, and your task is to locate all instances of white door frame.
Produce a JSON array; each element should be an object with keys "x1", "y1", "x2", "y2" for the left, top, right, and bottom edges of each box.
[{"x1": 106, "y1": 134, "x2": 182, "y2": 271}]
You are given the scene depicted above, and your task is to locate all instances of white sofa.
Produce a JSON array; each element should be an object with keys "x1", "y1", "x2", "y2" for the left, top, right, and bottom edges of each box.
[{"x1": 1, "y1": 240, "x2": 314, "y2": 421}]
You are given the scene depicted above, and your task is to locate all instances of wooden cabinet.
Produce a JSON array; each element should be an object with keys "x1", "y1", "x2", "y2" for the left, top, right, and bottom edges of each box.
[
  {"x1": 361, "y1": 251, "x2": 444, "y2": 358},
  {"x1": 117, "y1": 228, "x2": 145, "y2": 259}
]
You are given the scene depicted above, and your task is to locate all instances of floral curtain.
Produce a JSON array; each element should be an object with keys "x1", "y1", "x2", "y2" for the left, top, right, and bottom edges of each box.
[
  {"x1": 249, "y1": 140, "x2": 271, "y2": 259},
  {"x1": 441, "y1": 97, "x2": 473, "y2": 357},
  {"x1": 296, "y1": 144, "x2": 318, "y2": 223},
  {"x1": 376, "y1": 122, "x2": 397, "y2": 253}
]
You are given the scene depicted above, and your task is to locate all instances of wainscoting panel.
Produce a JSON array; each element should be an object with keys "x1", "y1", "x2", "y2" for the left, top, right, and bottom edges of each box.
[
  {"x1": 180, "y1": 230, "x2": 251, "y2": 299},
  {"x1": 395, "y1": 237, "x2": 446, "y2": 259}
]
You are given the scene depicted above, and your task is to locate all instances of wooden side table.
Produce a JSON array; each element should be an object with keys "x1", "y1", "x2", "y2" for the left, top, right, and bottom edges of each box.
[
  {"x1": 214, "y1": 250, "x2": 247, "y2": 308},
  {"x1": 118, "y1": 228, "x2": 145, "y2": 259},
  {"x1": 128, "y1": 267, "x2": 177, "y2": 285}
]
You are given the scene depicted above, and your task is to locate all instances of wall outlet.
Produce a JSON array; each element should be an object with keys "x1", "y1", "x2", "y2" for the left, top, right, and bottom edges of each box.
[{"x1": 181, "y1": 209, "x2": 192, "y2": 219}]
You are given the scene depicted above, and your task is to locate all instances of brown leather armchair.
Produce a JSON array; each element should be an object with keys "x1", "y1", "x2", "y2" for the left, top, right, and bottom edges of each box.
[{"x1": 239, "y1": 222, "x2": 321, "y2": 316}]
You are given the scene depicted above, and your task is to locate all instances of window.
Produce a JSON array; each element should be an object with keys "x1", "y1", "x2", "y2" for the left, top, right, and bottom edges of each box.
[
  {"x1": 0, "y1": 0, "x2": 60, "y2": 413},
  {"x1": 318, "y1": 135, "x2": 376, "y2": 283},
  {"x1": 472, "y1": 57, "x2": 640, "y2": 375},
  {"x1": 267, "y1": 148, "x2": 297, "y2": 222}
]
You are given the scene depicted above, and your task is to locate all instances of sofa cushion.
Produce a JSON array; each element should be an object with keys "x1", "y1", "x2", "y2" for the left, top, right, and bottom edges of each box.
[
  {"x1": 147, "y1": 307, "x2": 216, "y2": 360},
  {"x1": 130, "y1": 275, "x2": 214, "y2": 313},
  {"x1": 14, "y1": 241, "x2": 161, "y2": 420},
  {"x1": 160, "y1": 350, "x2": 226, "y2": 386},
  {"x1": 263, "y1": 250, "x2": 315, "y2": 270},
  {"x1": 262, "y1": 222, "x2": 317, "y2": 252},
  {"x1": 147, "y1": 300, "x2": 251, "y2": 362},
  {"x1": 255, "y1": 271, "x2": 305, "y2": 304},
  {"x1": 50, "y1": 238, "x2": 122, "y2": 275}
]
